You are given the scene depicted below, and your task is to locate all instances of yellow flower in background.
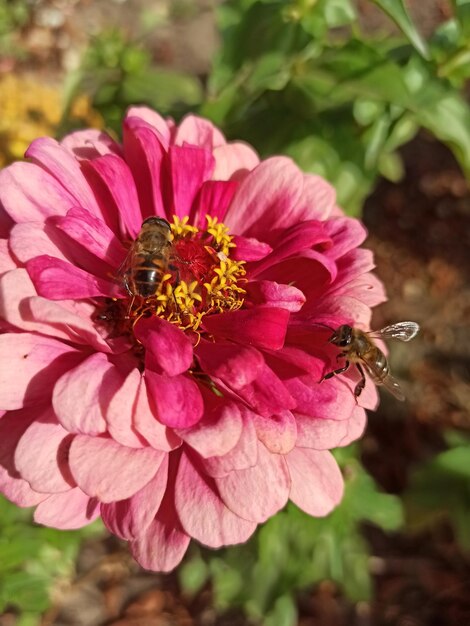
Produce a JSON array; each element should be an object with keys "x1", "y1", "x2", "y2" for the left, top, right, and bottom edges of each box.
[{"x1": 0, "y1": 73, "x2": 102, "y2": 167}]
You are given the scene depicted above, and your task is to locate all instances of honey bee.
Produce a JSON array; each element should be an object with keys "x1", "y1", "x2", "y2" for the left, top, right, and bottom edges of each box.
[
  {"x1": 322, "y1": 321, "x2": 420, "y2": 401},
  {"x1": 119, "y1": 217, "x2": 175, "y2": 298}
]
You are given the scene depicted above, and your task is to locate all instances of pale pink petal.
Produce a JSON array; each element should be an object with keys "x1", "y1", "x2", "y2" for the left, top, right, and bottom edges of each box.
[
  {"x1": 9, "y1": 222, "x2": 68, "y2": 264},
  {"x1": 176, "y1": 399, "x2": 243, "y2": 458},
  {"x1": 130, "y1": 499, "x2": 190, "y2": 572},
  {"x1": 215, "y1": 444, "x2": 290, "y2": 523},
  {"x1": 145, "y1": 370, "x2": 203, "y2": 429},
  {"x1": 246, "y1": 280, "x2": 306, "y2": 312},
  {"x1": 0, "y1": 239, "x2": 16, "y2": 274},
  {"x1": 341, "y1": 273, "x2": 387, "y2": 308},
  {"x1": 34, "y1": 488, "x2": 100, "y2": 529},
  {"x1": 0, "y1": 468, "x2": 47, "y2": 507},
  {"x1": 173, "y1": 114, "x2": 226, "y2": 149},
  {"x1": 27, "y1": 255, "x2": 120, "y2": 300},
  {"x1": 15, "y1": 412, "x2": 75, "y2": 493},
  {"x1": 295, "y1": 406, "x2": 367, "y2": 450},
  {"x1": 287, "y1": 448, "x2": 344, "y2": 516},
  {"x1": 135, "y1": 316, "x2": 193, "y2": 376},
  {"x1": 0, "y1": 162, "x2": 78, "y2": 222},
  {"x1": 53, "y1": 352, "x2": 120, "y2": 435},
  {"x1": 0, "y1": 333, "x2": 79, "y2": 409},
  {"x1": 202, "y1": 407, "x2": 258, "y2": 477},
  {"x1": 26, "y1": 137, "x2": 102, "y2": 218},
  {"x1": 101, "y1": 455, "x2": 168, "y2": 540},
  {"x1": 252, "y1": 410, "x2": 297, "y2": 455},
  {"x1": 69, "y1": 435, "x2": 165, "y2": 503},
  {"x1": 213, "y1": 142, "x2": 260, "y2": 180},
  {"x1": 293, "y1": 173, "x2": 337, "y2": 221},
  {"x1": 224, "y1": 157, "x2": 304, "y2": 240},
  {"x1": 202, "y1": 306, "x2": 290, "y2": 351},
  {"x1": 175, "y1": 453, "x2": 256, "y2": 548},
  {"x1": 126, "y1": 106, "x2": 172, "y2": 145},
  {"x1": 61, "y1": 129, "x2": 121, "y2": 159}
]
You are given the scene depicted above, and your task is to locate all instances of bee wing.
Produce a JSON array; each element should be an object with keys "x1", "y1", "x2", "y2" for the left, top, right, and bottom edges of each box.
[
  {"x1": 380, "y1": 374, "x2": 406, "y2": 401},
  {"x1": 369, "y1": 321, "x2": 420, "y2": 342}
]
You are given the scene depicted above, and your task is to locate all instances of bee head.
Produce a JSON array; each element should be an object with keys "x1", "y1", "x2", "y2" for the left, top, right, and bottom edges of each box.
[
  {"x1": 142, "y1": 216, "x2": 171, "y2": 230},
  {"x1": 329, "y1": 324, "x2": 353, "y2": 347}
]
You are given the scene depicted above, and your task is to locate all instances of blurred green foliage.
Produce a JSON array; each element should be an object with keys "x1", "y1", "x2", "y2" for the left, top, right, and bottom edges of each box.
[
  {"x1": 0, "y1": 0, "x2": 29, "y2": 58},
  {"x1": 0, "y1": 496, "x2": 102, "y2": 624},
  {"x1": 179, "y1": 446, "x2": 404, "y2": 625}
]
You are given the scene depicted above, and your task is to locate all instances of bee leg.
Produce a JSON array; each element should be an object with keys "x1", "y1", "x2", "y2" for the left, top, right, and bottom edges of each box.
[
  {"x1": 354, "y1": 363, "x2": 366, "y2": 399},
  {"x1": 321, "y1": 360, "x2": 350, "y2": 382}
]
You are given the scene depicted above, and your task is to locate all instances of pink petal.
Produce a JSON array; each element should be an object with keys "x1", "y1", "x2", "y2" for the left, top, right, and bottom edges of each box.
[
  {"x1": 224, "y1": 157, "x2": 304, "y2": 240},
  {"x1": 0, "y1": 239, "x2": 16, "y2": 274},
  {"x1": 26, "y1": 137, "x2": 102, "y2": 217},
  {"x1": 15, "y1": 412, "x2": 75, "y2": 493},
  {"x1": 285, "y1": 375, "x2": 355, "y2": 422},
  {"x1": 145, "y1": 370, "x2": 204, "y2": 429},
  {"x1": 134, "y1": 316, "x2": 193, "y2": 376},
  {"x1": 130, "y1": 372, "x2": 181, "y2": 451},
  {"x1": 130, "y1": 497, "x2": 190, "y2": 572},
  {"x1": 9, "y1": 222, "x2": 68, "y2": 264},
  {"x1": 69, "y1": 435, "x2": 165, "y2": 503},
  {"x1": 295, "y1": 406, "x2": 367, "y2": 450},
  {"x1": 0, "y1": 333, "x2": 79, "y2": 409},
  {"x1": 212, "y1": 143, "x2": 260, "y2": 180},
  {"x1": 215, "y1": 443, "x2": 290, "y2": 523},
  {"x1": 246, "y1": 280, "x2": 306, "y2": 312},
  {"x1": 61, "y1": 129, "x2": 122, "y2": 159},
  {"x1": 287, "y1": 448, "x2": 344, "y2": 516},
  {"x1": 34, "y1": 488, "x2": 100, "y2": 529},
  {"x1": 54, "y1": 206, "x2": 126, "y2": 269},
  {"x1": 87, "y1": 155, "x2": 142, "y2": 239},
  {"x1": 106, "y1": 367, "x2": 148, "y2": 449},
  {"x1": 101, "y1": 455, "x2": 169, "y2": 540},
  {"x1": 234, "y1": 362, "x2": 296, "y2": 417},
  {"x1": 192, "y1": 180, "x2": 238, "y2": 228},
  {"x1": 293, "y1": 173, "x2": 337, "y2": 221},
  {"x1": 126, "y1": 106, "x2": 172, "y2": 145},
  {"x1": 167, "y1": 145, "x2": 215, "y2": 218},
  {"x1": 173, "y1": 114, "x2": 226, "y2": 149},
  {"x1": 323, "y1": 217, "x2": 367, "y2": 259},
  {"x1": 27, "y1": 255, "x2": 120, "y2": 299},
  {"x1": 52, "y1": 352, "x2": 120, "y2": 435},
  {"x1": 176, "y1": 397, "x2": 243, "y2": 458},
  {"x1": 231, "y1": 235, "x2": 272, "y2": 262},
  {"x1": 202, "y1": 306, "x2": 290, "y2": 351},
  {"x1": 0, "y1": 409, "x2": 48, "y2": 506},
  {"x1": 202, "y1": 407, "x2": 258, "y2": 477},
  {"x1": 195, "y1": 339, "x2": 265, "y2": 390},
  {"x1": 0, "y1": 162, "x2": 78, "y2": 223},
  {"x1": 175, "y1": 453, "x2": 257, "y2": 548},
  {"x1": 252, "y1": 410, "x2": 297, "y2": 454}
]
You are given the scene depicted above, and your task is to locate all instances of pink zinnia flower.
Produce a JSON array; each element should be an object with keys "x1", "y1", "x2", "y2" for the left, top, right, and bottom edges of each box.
[{"x1": 0, "y1": 107, "x2": 385, "y2": 571}]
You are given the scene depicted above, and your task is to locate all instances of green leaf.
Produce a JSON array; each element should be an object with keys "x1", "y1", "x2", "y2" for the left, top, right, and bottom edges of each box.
[
  {"x1": 452, "y1": 0, "x2": 470, "y2": 36},
  {"x1": 324, "y1": 0, "x2": 357, "y2": 27},
  {"x1": 265, "y1": 594, "x2": 298, "y2": 626},
  {"x1": 123, "y1": 68, "x2": 203, "y2": 111},
  {"x1": 179, "y1": 555, "x2": 209, "y2": 596},
  {"x1": 370, "y1": 0, "x2": 430, "y2": 59}
]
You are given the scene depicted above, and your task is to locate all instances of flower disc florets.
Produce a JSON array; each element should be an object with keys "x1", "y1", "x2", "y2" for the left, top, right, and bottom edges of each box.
[{"x1": 0, "y1": 107, "x2": 386, "y2": 573}]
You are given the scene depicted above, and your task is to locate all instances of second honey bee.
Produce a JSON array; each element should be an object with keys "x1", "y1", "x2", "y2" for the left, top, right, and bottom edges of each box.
[
  {"x1": 119, "y1": 217, "x2": 176, "y2": 298},
  {"x1": 322, "y1": 321, "x2": 420, "y2": 401}
]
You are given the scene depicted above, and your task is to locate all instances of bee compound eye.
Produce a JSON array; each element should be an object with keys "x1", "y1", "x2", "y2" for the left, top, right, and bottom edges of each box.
[{"x1": 142, "y1": 216, "x2": 171, "y2": 229}]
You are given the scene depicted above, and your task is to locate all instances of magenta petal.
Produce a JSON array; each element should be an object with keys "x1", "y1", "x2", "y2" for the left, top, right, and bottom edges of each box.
[
  {"x1": 175, "y1": 453, "x2": 256, "y2": 548},
  {"x1": 134, "y1": 316, "x2": 193, "y2": 376},
  {"x1": 287, "y1": 448, "x2": 344, "y2": 516},
  {"x1": 87, "y1": 154, "x2": 143, "y2": 239},
  {"x1": 167, "y1": 145, "x2": 215, "y2": 218},
  {"x1": 69, "y1": 435, "x2": 165, "y2": 503},
  {"x1": 202, "y1": 306, "x2": 289, "y2": 351},
  {"x1": 252, "y1": 410, "x2": 297, "y2": 454},
  {"x1": 246, "y1": 280, "x2": 306, "y2": 312},
  {"x1": 0, "y1": 333, "x2": 79, "y2": 409},
  {"x1": 176, "y1": 399, "x2": 243, "y2": 458},
  {"x1": 192, "y1": 180, "x2": 238, "y2": 228},
  {"x1": 215, "y1": 443, "x2": 290, "y2": 523},
  {"x1": 323, "y1": 217, "x2": 367, "y2": 259},
  {"x1": 15, "y1": 413, "x2": 75, "y2": 493},
  {"x1": 145, "y1": 370, "x2": 203, "y2": 429},
  {"x1": 130, "y1": 500, "x2": 190, "y2": 572},
  {"x1": 53, "y1": 352, "x2": 120, "y2": 435},
  {"x1": 101, "y1": 455, "x2": 169, "y2": 540},
  {"x1": 34, "y1": 488, "x2": 100, "y2": 529},
  {"x1": 0, "y1": 162, "x2": 78, "y2": 223},
  {"x1": 27, "y1": 255, "x2": 120, "y2": 299},
  {"x1": 231, "y1": 235, "x2": 272, "y2": 262},
  {"x1": 195, "y1": 339, "x2": 264, "y2": 389},
  {"x1": 54, "y1": 206, "x2": 126, "y2": 268}
]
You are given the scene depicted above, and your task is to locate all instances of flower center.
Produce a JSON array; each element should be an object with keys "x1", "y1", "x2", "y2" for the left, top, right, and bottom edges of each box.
[{"x1": 128, "y1": 215, "x2": 246, "y2": 335}]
